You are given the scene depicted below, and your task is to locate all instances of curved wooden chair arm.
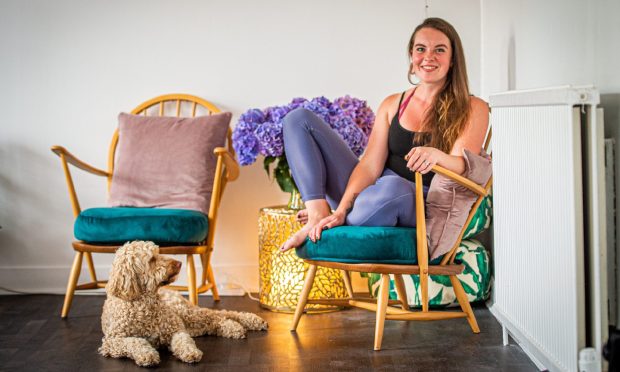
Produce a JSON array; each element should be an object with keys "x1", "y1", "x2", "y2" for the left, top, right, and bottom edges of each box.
[
  {"x1": 51, "y1": 145, "x2": 110, "y2": 177},
  {"x1": 51, "y1": 145, "x2": 109, "y2": 217},
  {"x1": 214, "y1": 147, "x2": 239, "y2": 181},
  {"x1": 430, "y1": 164, "x2": 487, "y2": 197}
]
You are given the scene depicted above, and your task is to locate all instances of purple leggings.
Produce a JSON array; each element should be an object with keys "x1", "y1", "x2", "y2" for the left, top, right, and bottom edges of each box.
[{"x1": 282, "y1": 108, "x2": 423, "y2": 227}]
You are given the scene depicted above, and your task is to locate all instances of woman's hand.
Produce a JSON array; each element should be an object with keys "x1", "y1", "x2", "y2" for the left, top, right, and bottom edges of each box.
[
  {"x1": 307, "y1": 209, "x2": 346, "y2": 243},
  {"x1": 405, "y1": 146, "x2": 442, "y2": 174}
]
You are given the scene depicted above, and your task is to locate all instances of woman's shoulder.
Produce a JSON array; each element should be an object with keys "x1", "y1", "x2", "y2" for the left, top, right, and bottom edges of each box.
[
  {"x1": 381, "y1": 91, "x2": 406, "y2": 106},
  {"x1": 378, "y1": 90, "x2": 409, "y2": 119},
  {"x1": 469, "y1": 96, "x2": 490, "y2": 113},
  {"x1": 467, "y1": 96, "x2": 490, "y2": 132}
]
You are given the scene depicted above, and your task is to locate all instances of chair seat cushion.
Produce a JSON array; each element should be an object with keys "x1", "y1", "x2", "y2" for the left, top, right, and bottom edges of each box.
[
  {"x1": 296, "y1": 226, "x2": 420, "y2": 264},
  {"x1": 74, "y1": 207, "x2": 208, "y2": 244}
]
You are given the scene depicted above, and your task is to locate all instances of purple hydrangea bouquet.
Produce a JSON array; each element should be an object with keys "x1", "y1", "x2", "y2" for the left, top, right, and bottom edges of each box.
[{"x1": 232, "y1": 96, "x2": 375, "y2": 205}]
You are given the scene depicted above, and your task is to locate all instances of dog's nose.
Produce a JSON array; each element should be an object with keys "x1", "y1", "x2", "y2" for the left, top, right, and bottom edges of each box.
[{"x1": 173, "y1": 260, "x2": 182, "y2": 270}]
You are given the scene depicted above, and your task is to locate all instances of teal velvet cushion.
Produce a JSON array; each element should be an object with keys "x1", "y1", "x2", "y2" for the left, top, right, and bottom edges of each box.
[
  {"x1": 74, "y1": 207, "x2": 208, "y2": 244},
  {"x1": 296, "y1": 226, "x2": 421, "y2": 264}
]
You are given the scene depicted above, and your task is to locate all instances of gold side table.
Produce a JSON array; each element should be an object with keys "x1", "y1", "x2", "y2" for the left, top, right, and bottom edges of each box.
[{"x1": 258, "y1": 206, "x2": 346, "y2": 313}]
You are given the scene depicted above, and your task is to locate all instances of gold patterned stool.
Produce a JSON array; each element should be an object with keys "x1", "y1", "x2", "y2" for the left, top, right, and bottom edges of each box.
[{"x1": 258, "y1": 206, "x2": 346, "y2": 313}]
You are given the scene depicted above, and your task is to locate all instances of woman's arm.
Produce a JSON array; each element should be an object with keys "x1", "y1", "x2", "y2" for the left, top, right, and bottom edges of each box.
[{"x1": 405, "y1": 97, "x2": 489, "y2": 175}]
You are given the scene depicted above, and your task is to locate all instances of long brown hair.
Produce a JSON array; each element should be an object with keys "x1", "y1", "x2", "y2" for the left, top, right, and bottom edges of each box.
[{"x1": 408, "y1": 18, "x2": 470, "y2": 154}]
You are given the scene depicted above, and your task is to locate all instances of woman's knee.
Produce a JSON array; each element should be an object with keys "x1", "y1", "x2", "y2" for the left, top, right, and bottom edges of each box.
[
  {"x1": 282, "y1": 108, "x2": 315, "y2": 134},
  {"x1": 346, "y1": 177, "x2": 415, "y2": 226},
  {"x1": 378, "y1": 176, "x2": 415, "y2": 199}
]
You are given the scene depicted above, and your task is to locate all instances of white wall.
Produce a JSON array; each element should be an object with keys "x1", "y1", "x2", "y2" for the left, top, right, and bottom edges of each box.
[
  {"x1": 0, "y1": 0, "x2": 481, "y2": 293},
  {"x1": 481, "y1": 0, "x2": 619, "y2": 96}
]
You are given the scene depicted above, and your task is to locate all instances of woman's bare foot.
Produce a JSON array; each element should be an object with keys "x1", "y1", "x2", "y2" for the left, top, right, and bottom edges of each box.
[
  {"x1": 280, "y1": 200, "x2": 331, "y2": 252},
  {"x1": 296, "y1": 209, "x2": 308, "y2": 224},
  {"x1": 279, "y1": 224, "x2": 313, "y2": 252}
]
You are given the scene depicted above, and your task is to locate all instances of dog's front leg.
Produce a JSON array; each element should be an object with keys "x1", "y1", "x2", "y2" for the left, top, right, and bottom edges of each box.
[
  {"x1": 183, "y1": 309, "x2": 247, "y2": 339},
  {"x1": 99, "y1": 336, "x2": 160, "y2": 367},
  {"x1": 213, "y1": 309, "x2": 269, "y2": 331},
  {"x1": 170, "y1": 331, "x2": 203, "y2": 363}
]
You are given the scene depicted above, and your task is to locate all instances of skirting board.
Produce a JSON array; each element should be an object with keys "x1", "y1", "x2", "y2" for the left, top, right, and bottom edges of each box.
[
  {"x1": 0, "y1": 264, "x2": 258, "y2": 296},
  {"x1": 0, "y1": 265, "x2": 370, "y2": 296},
  {"x1": 488, "y1": 302, "x2": 556, "y2": 371}
]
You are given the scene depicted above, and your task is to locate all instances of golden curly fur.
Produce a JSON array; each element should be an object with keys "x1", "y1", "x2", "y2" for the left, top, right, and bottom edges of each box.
[{"x1": 98, "y1": 241, "x2": 268, "y2": 367}]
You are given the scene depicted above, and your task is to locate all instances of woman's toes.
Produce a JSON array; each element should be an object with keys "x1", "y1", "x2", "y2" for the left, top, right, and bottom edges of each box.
[
  {"x1": 280, "y1": 226, "x2": 311, "y2": 252},
  {"x1": 296, "y1": 209, "x2": 309, "y2": 224}
]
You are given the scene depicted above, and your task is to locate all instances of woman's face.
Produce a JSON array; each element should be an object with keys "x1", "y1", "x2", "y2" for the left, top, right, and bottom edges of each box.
[{"x1": 410, "y1": 27, "x2": 452, "y2": 85}]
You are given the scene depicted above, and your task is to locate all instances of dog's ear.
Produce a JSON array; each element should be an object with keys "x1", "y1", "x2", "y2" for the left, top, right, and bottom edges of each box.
[{"x1": 107, "y1": 248, "x2": 145, "y2": 301}]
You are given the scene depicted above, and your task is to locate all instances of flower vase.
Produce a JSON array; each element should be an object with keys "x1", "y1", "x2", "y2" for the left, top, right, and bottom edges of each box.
[{"x1": 287, "y1": 187, "x2": 305, "y2": 210}]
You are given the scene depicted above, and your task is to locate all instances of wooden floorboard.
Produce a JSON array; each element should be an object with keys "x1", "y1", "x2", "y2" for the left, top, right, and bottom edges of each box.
[{"x1": 0, "y1": 294, "x2": 538, "y2": 371}]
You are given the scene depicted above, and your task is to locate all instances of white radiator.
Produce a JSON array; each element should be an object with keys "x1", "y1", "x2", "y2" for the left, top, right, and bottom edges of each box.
[{"x1": 488, "y1": 86, "x2": 607, "y2": 372}]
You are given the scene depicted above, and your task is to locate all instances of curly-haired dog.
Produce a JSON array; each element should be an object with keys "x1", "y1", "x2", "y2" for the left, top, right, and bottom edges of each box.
[{"x1": 98, "y1": 241, "x2": 268, "y2": 367}]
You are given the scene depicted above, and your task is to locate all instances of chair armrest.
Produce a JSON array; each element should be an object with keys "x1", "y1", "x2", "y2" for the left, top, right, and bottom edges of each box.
[
  {"x1": 213, "y1": 147, "x2": 239, "y2": 181},
  {"x1": 430, "y1": 165, "x2": 487, "y2": 197},
  {"x1": 51, "y1": 145, "x2": 110, "y2": 177},
  {"x1": 51, "y1": 145, "x2": 110, "y2": 217}
]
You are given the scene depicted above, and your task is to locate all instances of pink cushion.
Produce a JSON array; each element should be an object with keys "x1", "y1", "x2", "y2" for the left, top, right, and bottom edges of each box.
[
  {"x1": 425, "y1": 149, "x2": 492, "y2": 260},
  {"x1": 108, "y1": 112, "x2": 232, "y2": 215}
]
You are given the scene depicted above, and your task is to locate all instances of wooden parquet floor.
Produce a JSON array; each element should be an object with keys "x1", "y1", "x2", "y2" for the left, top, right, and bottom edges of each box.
[{"x1": 0, "y1": 294, "x2": 537, "y2": 371}]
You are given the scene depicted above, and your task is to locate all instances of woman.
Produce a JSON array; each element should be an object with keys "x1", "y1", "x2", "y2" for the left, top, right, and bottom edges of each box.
[{"x1": 280, "y1": 17, "x2": 489, "y2": 252}]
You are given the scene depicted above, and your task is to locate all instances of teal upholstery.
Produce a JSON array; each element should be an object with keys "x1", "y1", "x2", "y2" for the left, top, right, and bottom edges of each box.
[
  {"x1": 298, "y1": 226, "x2": 429, "y2": 265},
  {"x1": 74, "y1": 207, "x2": 208, "y2": 244}
]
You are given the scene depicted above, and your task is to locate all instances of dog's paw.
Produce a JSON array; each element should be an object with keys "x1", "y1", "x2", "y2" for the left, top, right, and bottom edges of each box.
[
  {"x1": 239, "y1": 313, "x2": 269, "y2": 331},
  {"x1": 177, "y1": 348, "x2": 203, "y2": 364},
  {"x1": 218, "y1": 319, "x2": 247, "y2": 339},
  {"x1": 134, "y1": 349, "x2": 161, "y2": 367}
]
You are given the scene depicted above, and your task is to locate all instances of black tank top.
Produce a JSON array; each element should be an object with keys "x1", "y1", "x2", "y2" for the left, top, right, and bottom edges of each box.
[{"x1": 385, "y1": 92, "x2": 434, "y2": 187}]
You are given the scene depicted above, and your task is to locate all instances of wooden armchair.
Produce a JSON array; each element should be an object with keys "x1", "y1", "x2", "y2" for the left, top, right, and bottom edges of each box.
[
  {"x1": 291, "y1": 132, "x2": 492, "y2": 350},
  {"x1": 51, "y1": 94, "x2": 239, "y2": 318}
]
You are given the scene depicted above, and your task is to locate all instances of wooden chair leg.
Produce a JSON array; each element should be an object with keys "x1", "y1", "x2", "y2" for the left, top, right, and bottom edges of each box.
[
  {"x1": 291, "y1": 264, "x2": 317, "y2": 331},
  {"x1": 206, "y1": 262, "x2": 220, "y2": 301},
  {"x1": 341, "y1": 270, "x2": 354, "y2": 298},
  {"x1": 61, "y1": 252, "x2": 83, "y2": 318},
  {"x1": 374, "y1": 274, "x2": 390, "y2": 351},
  {"x1": 449, "y1": 275, "x2": 480, "y2": 333},
  {"x1": 393, "y1": 274, "x2": 409, "y2": 310},
  {"x1": 420, "y1": 271, "x2": 429, "y2": 312},
  {"x1": 187, "y1": 254, "x2": 198, "y2": 305},
  {"x1": 199, "y1": 252, "x2": 208, "y2": 287},
  {"x1": 84, "y1": 252, "x2": 97, "y2": 282}
]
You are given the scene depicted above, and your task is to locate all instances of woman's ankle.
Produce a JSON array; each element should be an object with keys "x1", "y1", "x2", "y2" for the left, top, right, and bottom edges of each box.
[{"x1": 304, "y1": 199, "x2": 331, "y2": 222}]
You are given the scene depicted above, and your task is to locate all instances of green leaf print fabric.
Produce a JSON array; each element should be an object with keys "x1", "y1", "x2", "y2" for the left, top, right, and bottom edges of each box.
[
  {"x1": 463, "y1": 195, "x2": 492, "y2": 239},
  {"x1": 367, "y1": 239, "x2": 492, "y2": 307}
]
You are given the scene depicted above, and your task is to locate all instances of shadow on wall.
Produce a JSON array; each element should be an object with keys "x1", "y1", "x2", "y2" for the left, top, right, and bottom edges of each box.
[
  {"x1": 602, "y1": 93, "x2": 620, "y2": 220},
  {"x1": 603, "y1": 94, "x2": 620, "y2": 140},
  {"x1": 0, "y1": 141, "x2": 105, "y2": 264},
  {"x1": 602, "y1": 93, "x2": 620, "y2": 326},
  {"x1": 507, "y1": 27, "x2": 516, "y2": 91}
]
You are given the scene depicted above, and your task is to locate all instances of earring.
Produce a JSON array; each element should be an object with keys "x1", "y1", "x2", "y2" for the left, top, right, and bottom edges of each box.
[{"x1": 408, "y1": 63, "x2": 419, "y2": 85}]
